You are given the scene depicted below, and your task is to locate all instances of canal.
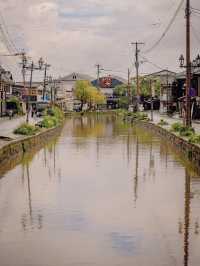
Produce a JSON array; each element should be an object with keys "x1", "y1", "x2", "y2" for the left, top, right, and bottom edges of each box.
[{"x1": 0, "y1": 115, "x2": 199, "y2": 266}]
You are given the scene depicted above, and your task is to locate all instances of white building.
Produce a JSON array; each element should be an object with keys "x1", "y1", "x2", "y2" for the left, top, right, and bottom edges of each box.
[{"x1": 55, "y1": 73, "x2": 94, "y2": 111}]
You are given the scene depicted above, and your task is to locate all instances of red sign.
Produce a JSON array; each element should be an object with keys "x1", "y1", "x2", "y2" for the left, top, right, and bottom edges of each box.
[{"x1": 100, "y1": 77, "x2": 112, "y2": 88}]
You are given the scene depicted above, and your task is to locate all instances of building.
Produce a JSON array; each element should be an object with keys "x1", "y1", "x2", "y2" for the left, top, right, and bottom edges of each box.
[
  {"x1": 14, "y1": 82, "x2": 52, "y2": 103},
  {"x1": 92, "y1": 75, "x2": 127, "y2": 96},
  {"x1": 144, "y1": 70, "x2": 177, "y2": 113},
  {"x1": 0, "y1": 66, "x2": 14, "y2": 116},
  {"x1": 55, "y1": 73, "x2": 94, "y2": 111},
  {"x1": 174, "y1": 69, "x2": 200, "y2": 119},
  {"x1": 92, "y1": 75, "x2": 127, "y2": 108}
]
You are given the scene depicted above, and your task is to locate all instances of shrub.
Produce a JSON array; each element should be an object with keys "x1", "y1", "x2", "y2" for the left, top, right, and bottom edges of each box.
[
  {"x1": 188, "y1": 134, "x2": 200, "y2": 144},
  {"x1": 40, "y1": 116, "x2": 57, "y2": 128},
  {"x1": 47, "y1": 106, "x2": 64, "y2": 121},
  {"x1": 14, "y1": 123, "x2": 38, "y2": 136},
  {"x1": 171, "y1": 122, "x2": 195, "y2": 139},
  {"x1": 171, "y1": 122, "x2": 184, "y2": 132},
  {"x1": 40, "y1": 106, "x2": 64, "y2": 129},
  {"x1": 179, "y1": 126, "x2": 194, "y2": 137}
]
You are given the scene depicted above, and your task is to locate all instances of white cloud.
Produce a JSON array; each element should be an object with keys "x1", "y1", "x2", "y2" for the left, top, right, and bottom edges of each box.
[{"x1": 0, "y1": 0, "x2": 200, "y2": 80}]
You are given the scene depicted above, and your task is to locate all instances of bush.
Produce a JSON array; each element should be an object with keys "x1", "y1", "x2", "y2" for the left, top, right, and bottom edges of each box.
[
  {"x1": 171, "y1": 122, "x2": 184, "y2": 132},
  {"x1": 189, "y1": 134, "x2": 200, "y2": 144},
  {"x1": 40, "y1": 116, "x2": 58, "y2": 129},
  {"x1": 179, "y1": 126, "x2": 194, "y2": 137},
  {"x1": 14, "y1": 123, "x2": 38, "y2": 136},
  {"x1": 47, "y1": 106, "x2": 64, "y2": 121},
  {"x1": 171, "y1": 122, "x2": 195, "y2": 139},
  {"x1": 40, "y1": 106, "x2": 64, "y2": 129}
]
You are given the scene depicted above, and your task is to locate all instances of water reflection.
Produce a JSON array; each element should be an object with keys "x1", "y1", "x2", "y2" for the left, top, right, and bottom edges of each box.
[
  {"x1": 21, "y1": 161, "x2": 44, "y2": 231},
  {"x1": 134, "y1": 136, "x2": 139, "y2": 205},
  {"x1": 0, "y1": 114, "x2": 200, "y2": 266}
]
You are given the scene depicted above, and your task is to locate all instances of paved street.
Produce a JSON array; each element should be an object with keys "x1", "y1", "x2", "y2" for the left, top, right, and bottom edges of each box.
[{"x1": 146, "y1": 111, "x2": 200, "y2": 133}]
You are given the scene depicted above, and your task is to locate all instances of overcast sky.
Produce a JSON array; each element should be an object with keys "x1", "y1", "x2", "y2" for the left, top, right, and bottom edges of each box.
[{"x1": 0, "y1": 0, "x2": 200, "y2": 81}]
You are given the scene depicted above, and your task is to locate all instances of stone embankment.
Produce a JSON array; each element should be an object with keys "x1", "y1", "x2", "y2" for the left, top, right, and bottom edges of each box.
[
  {"x1": 135, "y1": 120, "x2": 200, "y2": 172},
  {"x1": 0, "y1": 125, "x2": 62, "y2": 175}
]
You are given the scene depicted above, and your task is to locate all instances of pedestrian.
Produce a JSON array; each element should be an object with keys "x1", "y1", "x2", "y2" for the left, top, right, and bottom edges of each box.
[{"x1": 8, "y1": 109, "x2": 13, "y2": 120}]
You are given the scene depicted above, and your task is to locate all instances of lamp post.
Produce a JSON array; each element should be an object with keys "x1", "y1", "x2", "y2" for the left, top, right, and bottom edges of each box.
[
  {"x1": 179, "y1": 54, "x2": 200, "y2": 126},
  {"x1": 21, "y1": 55, "x2": 44, "y2": 123}
]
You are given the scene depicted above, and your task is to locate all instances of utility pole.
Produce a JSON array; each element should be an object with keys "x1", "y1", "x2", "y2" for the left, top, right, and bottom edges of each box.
[
  {"x1": 150, "y1": 79, "x2": 154, "y2": 121},
  {"x1": 185, "y1": 0, "x2": 191, "y2": 127},
  {"x1": 131, "y1": 42, "x2": 144, "y2": 109},
  {"x1": 21, "y1": 56, "x2": 44, "y2": 123},
  {"x1": 43, "y1": 63, "x2": 51, "y2": 101},
  {"x1": 131, "y1": 42, "x2": 144, "y2": 96},
  {"x1": 127, "y1": 68, "x2": 131, "y2": 106},
  {"x1": 28, "y1": 61, "x2": 34, "y2": 123},
  {"x1": 95, "y1": 64, "x2": 101, "y2": 90}
]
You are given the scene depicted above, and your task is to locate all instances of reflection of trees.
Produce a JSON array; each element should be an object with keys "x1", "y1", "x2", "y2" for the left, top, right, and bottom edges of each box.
[
  {"x1": 178, "y1": 171, "x2": 200, "y2": 266},
  {"x1": 72, "y1": 116, "x2": 105, "y2": 139}
]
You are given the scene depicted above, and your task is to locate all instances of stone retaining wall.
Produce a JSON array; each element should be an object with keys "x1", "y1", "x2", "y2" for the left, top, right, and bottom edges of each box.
[
  {"x1": 135, "y1": 121, "x2": 200, "y2": 172},
  {"x1": 0, "y1": 126, "x2": 62, "y2": 175}
]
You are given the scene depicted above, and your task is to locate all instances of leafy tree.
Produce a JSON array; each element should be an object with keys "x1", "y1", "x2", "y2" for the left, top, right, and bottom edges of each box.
[
  {"x1": 113, "y1": 84, "x2": 135, "y2": 109},
  {"x1": 75, "y1": 81, "x2": 105, "y2": 110},
  {"x1": 140, "y1": 77, "x2": 161, "y2": 97}
]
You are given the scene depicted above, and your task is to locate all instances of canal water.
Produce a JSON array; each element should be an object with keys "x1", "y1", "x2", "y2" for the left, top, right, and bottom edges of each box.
[{"x1": 0, "y1": 115, "x2": 199, "y2": 266}]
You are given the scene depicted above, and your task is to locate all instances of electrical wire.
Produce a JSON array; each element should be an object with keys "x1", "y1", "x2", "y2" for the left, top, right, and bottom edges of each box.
[
  {"x1": 143, "y1": 0, "x2": 185, "y2": 54},
  {"x1": 140, "y1": 55, "x2": 165, "y2": 71},
  {"x1": 191, "y1": 24, "x2": 200, "y2": 45},
  {"x1": 0, "y1": 12, "x2": 18, "y2": 53},
  {"x1": 191, "y1": 7, "x2": 200, "y2": 13}
]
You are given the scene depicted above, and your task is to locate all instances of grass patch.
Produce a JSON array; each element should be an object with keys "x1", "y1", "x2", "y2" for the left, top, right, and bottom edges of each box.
[
  {"x1": 170, "y1": 122, "x2": 197, "y2": 141},
  {"x1": 14, "y1": 123, "x2": 39, "y2": 136}
]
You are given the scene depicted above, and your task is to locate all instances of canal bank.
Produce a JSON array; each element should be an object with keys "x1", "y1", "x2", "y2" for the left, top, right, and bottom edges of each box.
[
  {"x1": 130, "y1": 118, "x2": 200, "y2": 173},
  {"x1": 0, "y1": 125, "x2": 62, "y2": 176}
]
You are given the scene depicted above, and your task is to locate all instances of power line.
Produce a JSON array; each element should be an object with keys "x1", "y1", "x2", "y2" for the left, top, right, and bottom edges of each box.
[
  {"x1": 140, "y1": 55, "x2": 164, "y2": 71},
  {"x1": 191, "y1": 7, "x2": 200, "y2": 13},
  {"x1": 191, "y1": 24, "x2": 200, "y2": 45},
  {"x1": 0, "y1": 12, "x2": 18, "y2": 53},
  {"x1": 143, "y1": 0, "x2": 184, "y2": 54}
]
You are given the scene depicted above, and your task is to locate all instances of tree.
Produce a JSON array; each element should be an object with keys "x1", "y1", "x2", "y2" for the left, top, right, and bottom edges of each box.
[
  {"x1": 75, "y1": 81, "x2": 105, "y2": 110},
  {"x1": 113, "y1": 84, "x2": 135, "y2": 109},
  {"x1": 139, "y1": 77, "x2": 161, "y2": 97}
]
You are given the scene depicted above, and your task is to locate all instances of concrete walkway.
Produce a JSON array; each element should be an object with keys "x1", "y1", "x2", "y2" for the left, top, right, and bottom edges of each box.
[
  {"x1": 146, "y1": 111, "x2": 200, "y2": 133},
  {"x1": 0, "y1": 115, "x2": 41, "y2": 139}
]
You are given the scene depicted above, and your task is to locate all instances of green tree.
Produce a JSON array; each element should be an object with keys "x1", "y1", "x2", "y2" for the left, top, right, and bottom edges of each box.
[
  {"x1": 113, "y1": 84, "x2": 135, "y2": 109},
  {"x1": 75, "y1": 81, "x2": 105, "y2": 110}
]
